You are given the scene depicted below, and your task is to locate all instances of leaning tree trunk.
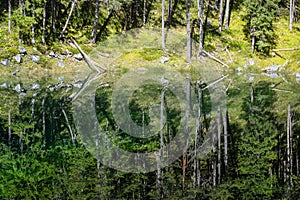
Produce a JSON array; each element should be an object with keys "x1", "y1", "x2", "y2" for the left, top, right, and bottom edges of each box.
[
  {"x1": 8, "y1": 0, "x2": 11, "y2": 34},
  {"x1": 60, "y1": 0, "x2": 77, "y2": 38},
  {"x1": 92, "y1": 0, "x2": 101, "y2": 43},
  {"x1": 198, "y1": 0, "x2": 204, "y2": 53},
  {"x1": 186, "y1": 0, "x2": 191, "y2": 64},
  {"x1": 162, "y1": 0, "x2": 166, "y2": 51},
  {"x1": 224, "y1": 0, "x2": 230, "y2": 29}
]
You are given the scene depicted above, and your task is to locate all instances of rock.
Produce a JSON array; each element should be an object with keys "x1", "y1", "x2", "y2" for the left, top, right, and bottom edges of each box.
[
  {"x1": 56, "y1": 61, "x2": 65, "y2": 67},
  {"x1": 31, "y1": 55, "x2": 40, "y2": 63},
  {"x1": 1, "y1": 59, "x2": 8, "y2": 66},
  {"x1": 49, "y1": 51, "x2": 57, "y2": 57},
  {"x1": 262, "y1": 72, "x2": 279, "y2": 79},
  {"x1": 31, "y1": 83, "x2": 40, "y2": 90},
  {"x1": 249, "y1": 59, "x2": 255, "y2": 66},
  {"x1": 72, "y1": 81, "x2": 83, "y2": 88},
  {"x1": 159, "y1": 56, "x2": 169, "y2": 64},
  {"x1": 73, "y1": 53, "x2": 83, "y2": 60},
  {"x1": 0, "y1": 82, "x2": 8, "y2": 89},
  {"x1": 14, "y1": 54, "x2": 22, "y2": 63},
  {"x1": 19, "y1": 46, "x2": 27, "y2": 54},
  {"x1": 66, "y1": 49, "x2": 72, "y2": 55},
  {"x1": 263, "y1": 65, "x2": 279, "y2": 72},
  {"x1": 236, "y1": 67, "x2": 243, "y2": 72},
  {"x1": 14, "y1": 84, "x2": 21, "y2": 93},
  {"x1": 296, "y1": 73, "x2": 300, "y2": 82}
]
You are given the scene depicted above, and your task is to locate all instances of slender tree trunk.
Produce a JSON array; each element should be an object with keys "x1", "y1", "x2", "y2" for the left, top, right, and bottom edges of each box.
[
  {"x1": 42, "y1": 98, "x2": 46, "y2": 149},
  {"x1": 167, "y1": 0, "x2": 172, "y2": 28},
  {"x1": 8, "y1": 0, "x2": 11, "y2": 34},
  {"x1": 217, "y1": 106, "x2": 221, "y2": 184},
  {"x1": 31, "y1": 4, "x2": 36, "y2": 44},
  {"x1": 288, "y1": 104, "x2": 293, "y2": 186},
  {"x1": 92, "y1": 0, "x2": 101, "y2": 43},
  {"x1": 143, "y1": 0, "x2": 146, "y2": 26},
  {"x1": 162, "y1": 0, "x2": 166, "y2": 51},
  {"x1": 198, "y1": 0, "x2": 204, "y2": 54},
  {"x1": 290, "y1": 0, "x2": 295, "y2": 31},
  {"x1": 219, "y1": 0, "x2": 224, "y2": 32},
  {"x1": 42, "y1": 1, "x2": 47, "y2": 44},
  {"x1": 186, "y1": 0, "x2": 191, "y2": 64},
  {"x1": 223, "y1": 108, "x2": 228, "y2": 171},
  {"x1": 182, "y1": 76, "x2": 190, "y2": 194},
  {"x1": 51, "y1": 0, "x2": 56, "y2": 33},
  {"x1": 287, "y1": 104, "x2": 291, "y2": 185},
  {"x1": 224, "y1": 0, "x2": 230, "y2": 29},
  {"x1": 194, "y1": 82, "x2": 202, "y2": 188},
  {"x1": 251, "y1": 36, "x2": 255, "y2": 53},
  {"x1": 60, "y1": 0, "x2": 77, "y2": 38}
]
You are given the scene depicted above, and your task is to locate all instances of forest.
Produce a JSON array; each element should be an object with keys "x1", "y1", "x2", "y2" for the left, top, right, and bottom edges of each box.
[{"x1": 1, "y1": 0, "x2": 300, "y2": 199}]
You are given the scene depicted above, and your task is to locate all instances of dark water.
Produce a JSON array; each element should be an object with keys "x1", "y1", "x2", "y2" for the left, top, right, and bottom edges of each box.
[{"x1": 1, "y1": 69, "x2": 300, "y2": 199}]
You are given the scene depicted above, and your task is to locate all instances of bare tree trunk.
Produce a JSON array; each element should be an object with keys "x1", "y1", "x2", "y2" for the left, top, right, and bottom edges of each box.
[
  {"x1": 42, "y1": 98, "x2": 46, "y2": 149},
  {"x1": 217, "y1": 106, "x2": 221, "y2": 184},
  {"x1": 251, "y1": 36, "x2": 255, "y2": 53},
  {"x1": 224, "y1": 0, "x2": 230, "y2": 29},
  {"x1": 162, "y1": 0, "x2": 166, "y2": 51},
  {"x1": 51, "y1": 0, "x2": 56, "y2": 33},
  {"x1": 290, "y1": 0, "x2": 295, "y2": 31},
  {"x1": 42, "y1": 1, "x2": 47, "y2": 44},
  {"x1": 143, "y1": 0, "x2": 146, "y2": 26},
  {"x1": 198, "y1": 0, "x2": 204, "y2": 53},
  {"x1": 91, "y1": 0, "x2": 101, "y2": 43},
  {"x1": 8, "y1": 0, "x2": 11, "y2": 34},
  {"x1": 182, "y1": 76, "x2": 190, "y2": 194},
  {"x1": 219, "y1": 0, "x2": 224, "y2": 32},
  {"x1": 288, "y1": 104, "x2": 293, "y2": 186},
  {"x1": 186, "y1": 0, "x2": 191, "y2": 64},
  {"x1": 296, "y1": 150, "x2": 299, "y2": 176},
  {"x1": 287, "y1": 104, "x2": 292, "y2": 186},
  {"x1": 60, "y1": 0, "x2": 77, "y2": 38},
  {"x1": 31, "y1": 3, "x2": 36, "y2": 44}
]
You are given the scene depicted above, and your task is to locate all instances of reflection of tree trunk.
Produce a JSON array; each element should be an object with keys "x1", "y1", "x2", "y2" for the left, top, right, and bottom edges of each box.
[
  {"x1": 217, "y1": 106, "x2": 221, "y2": 184},
  {"x1": 287, "y1": 104, "x2": 293, "y2": 186},
  {"x1": 8, "y1": 109, "x2": 11, "y2": 148},
  {"x1": 223, "y1": 108, "x2": 228, "y2": 171},
  {"x1": 182, "y1": 77, "x2": 190, "y2": 194},
  {"x1": 92, "y1": 0, "x2": 101, "y2": 43},
  {"x1": 42, "y1": 99, "x2": 46, "y2": 149}
]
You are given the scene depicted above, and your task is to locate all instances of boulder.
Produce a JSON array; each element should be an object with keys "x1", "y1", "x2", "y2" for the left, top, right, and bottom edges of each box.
[
  {"x1": 159, "y1": 56, "x2": 169, "y2": 64},
  {"x1": 14, "y1": 54, "x2": 21, "y2": 63},
  {"x1": 31, "y1": 55, "x2": 40, "y2": 63},
  {"x1": 31, "y1": 83, "x2": 40, "y2": 90},
  {"x1": 73, "y1": 53, "x2": 83, "y2": 60},
  {"x1": 14, "y1": 84, "x2": 21, "y2": 93},
  {"x1": 1, "y1": 59, "x2": 8, "y2": 66},
  {"x1": 0, "y1": 82, "x2": 8, "y2": 89},
  {"x1": 19, "y1": 46, "x2": 27, "y2": 54}
]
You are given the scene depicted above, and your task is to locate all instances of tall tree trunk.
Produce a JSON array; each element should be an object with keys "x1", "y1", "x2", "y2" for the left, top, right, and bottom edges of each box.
[
  {"x1": 198, "y1": 0, "x2": 204, "y2": 54},
  {"x1": 143, "y1": 0, "x2": 146, "y2": 26},
  {"x1": 287, "y1": 104, "x2": 292, "y2": 186},
  {"x1": 186, "y1": 0, "x2": 191, "y2": 64},
  {"x1": 219, "y1": 0, "x2": 224, "y2": 32},
  {"x1": 182, "y1": 76, "x2": 190, "y2": 194},
  {"x1": 162, "y1": 0, "x2": 166, "y2": 51},
  {"x1": 60, "y1": 0, "x2": 77, "y2": 38},
  {"x1": 251, "y1": 35, "x2": 255, "y2": 53},
  {"x1": 290, "y1": 0, "x2": 295, "y2": 31},
  {"x1": 92, "y1": 0, "x2": 101, "y2": 43},
  {"x1": 42, "y1": 1, "x2": 47, "y2": 44},
  {"x1": 167, "y1": 0, "x2": 172, "y2": 28},
  {"x1": 8, "y1": 0, "x2": 11, "y2": 34},
  {"x1": 51, "y1": 0, "x2": 56, "y2": 34},
  {"x1": 217, "y1": 106, "x2": 221, "y2": 184},
  {"x1": 42, "y1": 98, "x2": 46, "y2": 149},
  {"x1": 224, "y1": 0, "x2": 230, "y2": 29},
  {"x1": 31, "y1": 3, "x2": 36, "y2": 44}
]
